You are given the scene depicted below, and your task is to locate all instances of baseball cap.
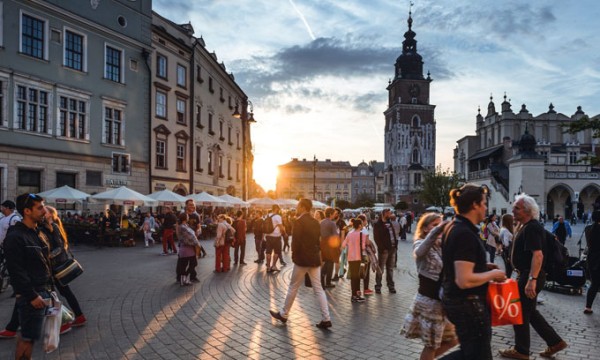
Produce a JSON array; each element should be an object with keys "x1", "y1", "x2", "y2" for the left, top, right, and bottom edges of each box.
[{"x1": 1, "y1": 200, "x2": 16, "y2": 209}]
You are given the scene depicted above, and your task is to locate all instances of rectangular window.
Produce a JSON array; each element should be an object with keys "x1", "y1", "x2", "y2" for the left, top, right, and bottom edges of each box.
[
  {"x1": 156, "y1": 140, "x2": 166, "y2": 168},
  {"x1": 64, "y1": 30, "x2": 84, "y2": 71},
  {"x1": 219, "y1": 88, "x2": 225, "y2": 102},
  {"x1": 569, "y1": 152, "x2": 577, "y2": 164},
  {"x1": 196, "y1": 64, "x2": 203, "y2": 82},
  {"x1": 176, "y1": 64, "x2": 186, "y2": 87},
  {"x1": 219, "y1": 155, "x2": 223, "y2": 177},
  {"x1": 236, "y1": 163, "x2": 240, "y2": 181},
  {"x1": 104, "y1": 106, "x2": 123, "y2": 145},
  {"x1": 219, "y1": 121, "x2": 224, "y2": 140},
  {"x1": 156, "y1": 54, "x2": 167, "y2": 78},
  {"x1": 227, "y1": 159, "x2": 231, "y2": 179},
  {"x1": 21, "y1": 14, "x2": 45, "y2": 59},
  {"x1": 176, "y1": 98, "x2": 186, "y2": 123},
  {"x1": 196, "y1": 104, "x2": 203, "y2": 128},
  {"x1": 155, "y1": 91, "x2": 167, "y2": 118},
  {"x1": 228, "y1": 127, "x2": 232, "y2": 145},
  {"x1": 414, "y1": 173, "x2": 422, "y2": 186},
  {"x1": 236, "y1": 133, "x2": 240, "y2": 149},
  {"x1": 208, "y1": 150, "x2": 213, "y2": 174},
  {"x1": 18, "y1": 169, "x2": 41, "y2": 194},
  {"x1": 59, "y1": 96, "x2": 87, "y2": 139},
  {"x1": 209, "y1": 77, "x2": 214, "y2": 93},
  {"x1": 105, "y1": 45, "x2": 122, "y2": 82},
  {"x1": 112, "y1": 153, "x2": 130, "y2": 174},
  {"x1": 86, "y1": 170, "x2": 102, "y2": 186},
  {"x1": 208, "y1": 113, "x2": 214, "y2": 135},
  {"x1": 0, "y1": 81, "x2": 4, "y2": 126},
  {"x1": 16, "y1": 85, "x2": 48, "y2": 133},
  {"x1": 56, "y1": 172, "x2": 76, "y2": 188},
  {"x1": 176, "y1": 144, "x2": 185, "y2": 171},
  {"x1": 195, "y1": 146, "x2": 202, "y2": 171}
]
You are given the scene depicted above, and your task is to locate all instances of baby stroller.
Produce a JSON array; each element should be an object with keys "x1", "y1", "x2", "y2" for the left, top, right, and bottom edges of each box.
[{"x1": 544, "y1": 255, "x2": 587, "y2": 295}]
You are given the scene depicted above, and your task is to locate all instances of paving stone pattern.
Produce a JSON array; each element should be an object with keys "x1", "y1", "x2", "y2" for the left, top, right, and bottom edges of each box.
[{"x1": 0, "y1": 222, "x2": 598, "y2": 359}]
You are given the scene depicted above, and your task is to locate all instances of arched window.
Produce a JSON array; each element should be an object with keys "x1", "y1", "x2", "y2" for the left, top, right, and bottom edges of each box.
[
  {"x1": 412, "y1": 115, "x2": 420, "y2": 128},
  {"x1": 412, "y1": 149, "x2": 420, "y2": 163}
]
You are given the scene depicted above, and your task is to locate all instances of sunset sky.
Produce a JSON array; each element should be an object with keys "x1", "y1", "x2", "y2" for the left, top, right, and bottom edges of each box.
[{"x1": 154, "y1": 0, "x2": 600, "y2": 191}]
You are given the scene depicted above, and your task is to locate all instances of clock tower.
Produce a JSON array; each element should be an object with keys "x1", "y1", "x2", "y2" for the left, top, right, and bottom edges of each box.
[{"x1": 384, "y1": 9, "x2": 436, "y2": 204}]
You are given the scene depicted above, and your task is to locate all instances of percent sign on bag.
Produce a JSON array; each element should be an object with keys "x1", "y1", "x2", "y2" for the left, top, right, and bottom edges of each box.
[{"x1": 493, "y1": 292, "x2": 520, "y2": 319}]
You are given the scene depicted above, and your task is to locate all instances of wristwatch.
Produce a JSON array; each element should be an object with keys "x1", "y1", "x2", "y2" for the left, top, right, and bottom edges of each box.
[{"x1": 528, "y1": 276, "x2": 537, "y2": 281}]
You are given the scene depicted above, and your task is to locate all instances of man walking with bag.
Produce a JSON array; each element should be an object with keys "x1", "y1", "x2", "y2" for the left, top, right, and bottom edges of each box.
[
  {"x1": 4, "y1": 193, "x2": 54, "y2": 359},
  {"x1": 373, "y1": 209, "x2": 397, "y2": 294},
  {"x1": 499, "y1": 194, "x2": 567, "y2": 360},
  {"x1": 269, "y1": 198, "x2": 332, "y2": 329}
]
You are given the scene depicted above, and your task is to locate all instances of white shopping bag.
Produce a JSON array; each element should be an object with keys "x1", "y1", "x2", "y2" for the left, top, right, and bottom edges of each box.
[{"x1": 42, "y1": 292, "x2": 62, "y2": 353}]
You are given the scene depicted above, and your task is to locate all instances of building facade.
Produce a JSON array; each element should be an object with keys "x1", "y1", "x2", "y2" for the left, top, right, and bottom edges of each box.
[
  {"x1": 383, "y1": 11, "x2": 436, "y2": 205},
  {"x1": 277, "y1": 158, "x2": 352, "y2": 202},
  {"x1": 0, "y1": 0, "x2": 152, "y2": 201},
  {"x1": 454, "y1": 96, "x2": 600, "y2": 218},
  {"x1": 351, "y1": 161, "x2": 385, "y2": 203}
]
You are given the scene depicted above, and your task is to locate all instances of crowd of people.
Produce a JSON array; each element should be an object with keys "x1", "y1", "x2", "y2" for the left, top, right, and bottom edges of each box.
[{"x1": 1, "y1": 187, "x2": 599, "y2": 359}]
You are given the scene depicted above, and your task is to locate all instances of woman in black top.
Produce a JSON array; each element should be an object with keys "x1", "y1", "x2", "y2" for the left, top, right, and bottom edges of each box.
[
  {"x1": 439, "y1": 184, "x2": 506, "y2": 360},
  {"x1": 585, "y1": 210, "x2": 600, "y2": 314}
]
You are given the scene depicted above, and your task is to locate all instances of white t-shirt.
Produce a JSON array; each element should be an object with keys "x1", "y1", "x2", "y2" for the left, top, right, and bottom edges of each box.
[
  {"x1": 266, "y1": 213, "x2": 283, "y2": 237},
  {"x1": 0, "y1": 211, "x2": 22, "y2": 244},
  {"x1": 499, "y1": 227, "x2": 513, "y2": 247}
]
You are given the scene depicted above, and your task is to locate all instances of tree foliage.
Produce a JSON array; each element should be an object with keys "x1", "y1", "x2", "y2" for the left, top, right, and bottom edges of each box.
[
  {"x1": 336, "y1": 199, "x2": 352, "y2": 210},
  {"x1": 419, "y1": 166, "x2": 461, "y2": 207},
  {"x1": 354, "y1": 192, "x2": 375, "y2": 208},
  {"x1": 562, "y1": 115, "x2": 600, "y2": 165},
  {"x1": 395, "y1": 201, "x2": 408, "y2": 211}
]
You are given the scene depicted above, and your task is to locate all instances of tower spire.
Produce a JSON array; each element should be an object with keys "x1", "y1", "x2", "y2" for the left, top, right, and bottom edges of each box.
[{"x1": 408, "y1": 1, "x2": 414, "y2": 30}]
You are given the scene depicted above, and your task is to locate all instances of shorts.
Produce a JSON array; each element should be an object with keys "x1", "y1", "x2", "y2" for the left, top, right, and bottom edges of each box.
[
  {"x1": 265, "y1": 236, "x2": 282, "y2": 256},
  {"x1": 16, "y1": 291, "x2": 50, "y2": 342}
]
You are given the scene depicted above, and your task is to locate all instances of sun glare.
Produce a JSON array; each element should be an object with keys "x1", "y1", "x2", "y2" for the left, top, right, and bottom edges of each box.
[{"x1": 253, "y1": 159, "x2": 279, "y2": 191}]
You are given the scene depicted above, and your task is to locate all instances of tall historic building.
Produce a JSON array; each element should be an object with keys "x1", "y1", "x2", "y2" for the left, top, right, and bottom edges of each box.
[
  {"x1": 383, "y1": 10, "x2": 436, "y2": 204},
  {"x1": 454, "y1": 96, "x2": 600, "y2": 218}
]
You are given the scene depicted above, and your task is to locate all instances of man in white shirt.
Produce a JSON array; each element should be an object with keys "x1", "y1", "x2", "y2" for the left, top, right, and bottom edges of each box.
[
  {"x1": 0, "y1": 201, "x2": 22, "y2": 246},
  {"x1": 265, "y1": 205, "x2": 284, "y2": 273}
]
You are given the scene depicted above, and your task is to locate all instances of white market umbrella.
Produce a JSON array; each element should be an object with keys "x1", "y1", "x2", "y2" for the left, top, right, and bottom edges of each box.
[
  {"x1": 37, "y1": 185, "x2": 90, "y2": 204},
  {"x1": 425, "y1": 206, "x2": 442, "y2": 213},
  {"x1": 276, "y1": 198, "x2": 298, "y2": 209},
  {"x1": 91, "y1": 186, "x2": 157, "y2": 206},
  {"x1": 146, "y1": 189, "x2": 188, "y2": 206},
  {"x1": 312, "y1": 200, "x2": 328, "y2": 209},
  {"x1": 218, "y1": 194, "x2": 249, "y2": 208},
  {"x1": 248, "y1": 197, "x2": 278, "y2": 208},
  {"x1": 187, "y1": 192, "x2": 227, "y2": 206}
]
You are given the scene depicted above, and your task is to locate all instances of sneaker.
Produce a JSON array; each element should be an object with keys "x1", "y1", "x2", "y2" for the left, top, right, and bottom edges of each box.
[
  {"x1": 270, "y1": 266, "x2": 280, "y2": 273},
  {"x1": 539, "y1": 340, "x2": 567, "y2": 358},
  {"x1": 60, "y1": 322, "x2": 72, "y2": 335},
  {"x1": 375, "y1": 289, "x2": 382, "y2": 294},
  {"x1": 364, "y1": 289, "x2": 374, "y2": 295},
  {"x1": 0, "y1": 329, "x2": 17, "y2": 338},
  {"x1": 254, "y1": 259, "x2": 261, "y2": 263},
  {"x1": 351, "y1": 296, "x2": 366, "y2": 303},
  {"x1": 190, "y1": 278, "x2": 200, "y2": 283},
  {"x1": 584, "y1": 308, "x2": 593, "y2": 314},
  {"x1": 72, "y1": 315, "x2": 87, "y2": 327},
  {"x1": 269, "y1": 310, "x2": 287, "y2": 324},
  {"x1": 160, "y1": 252, "x2": 168, "y2": 256},
  {"x1": 499, "y1": 348, "x2": 529, "y2": 360},
  {"x1": 389, "y1": 288, "x2": 397, "y2": 294},
  {"x1": 315, "y1": 320, "x2": 332, "y2": 329}
]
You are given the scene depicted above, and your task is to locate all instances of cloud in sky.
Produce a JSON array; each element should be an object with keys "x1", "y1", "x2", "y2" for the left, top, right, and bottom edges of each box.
[{"x1": 154, "y1": 0, "x2": 600, "y2": 190}]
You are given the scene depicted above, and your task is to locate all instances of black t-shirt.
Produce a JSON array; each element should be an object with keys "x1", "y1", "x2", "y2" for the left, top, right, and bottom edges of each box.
[
  {"x1": 187, "y1": 212, "x2": 201, "y2": 234},
  {"x1": 511, "y1": 220, "x2": 544, "y2": 272},
  {"x1": 442, "y1": 215, "x2": 489, "y2": 299}
]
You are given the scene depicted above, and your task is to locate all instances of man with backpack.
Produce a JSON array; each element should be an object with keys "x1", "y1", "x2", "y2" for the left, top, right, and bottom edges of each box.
[
  {"x1": 264, "y1": 205, "x2": 284, "y2": 273},
  {"x1": 499, "y1": 194, "x2": 567, "y2": 360}
]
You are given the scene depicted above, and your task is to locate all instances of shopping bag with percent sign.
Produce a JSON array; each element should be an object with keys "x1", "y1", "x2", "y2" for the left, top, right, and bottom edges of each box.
[{"x1": 486, "y1": 279, "x2": 523, "y2": 326}]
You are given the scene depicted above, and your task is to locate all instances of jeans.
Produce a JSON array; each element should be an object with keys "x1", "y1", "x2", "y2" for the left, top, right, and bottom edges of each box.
[
  {"x1": 486, "y1": 244, "x2": 496, "y2": 263},
  {"x1": 348, "y1": 261, "x2": 361, "y2": 297},
  {"x1": 375, "y1": 249, "x2": 395, "y2": 291},
  {"x1": 586, "y1": 268, "x2": 600, "y2": 308},
  {"x1": 513, "y1": 272, "x2": 562, "y2": 354},
  {"x1": 321, "y1": 261, "x2": 334, "y2": 286},
  {"x1": 440, "y1": 296, "x2": 492, "y2": 360},
  {"x1": 280, "y1": 265, "x2": 330, "y2": 322},
  {"x1": 234, "y1": 239, "x2": 246, "y2": 263},
  {"x1": 254, "y1": 234, "x2": 264, "y2": 261}
]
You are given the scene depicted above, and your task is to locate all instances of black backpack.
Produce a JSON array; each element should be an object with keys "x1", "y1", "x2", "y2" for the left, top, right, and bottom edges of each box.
[
  {"x1": 543, "y1": 229, "x2": 569, "y2": 276},
  {"x1": 262, "y1": 215, "x2": 275, "y2": 234}
]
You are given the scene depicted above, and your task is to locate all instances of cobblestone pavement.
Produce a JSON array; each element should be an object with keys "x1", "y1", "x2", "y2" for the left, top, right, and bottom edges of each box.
[{"x1": 0, "y1": 222, "x2": 598, "y2": 359}]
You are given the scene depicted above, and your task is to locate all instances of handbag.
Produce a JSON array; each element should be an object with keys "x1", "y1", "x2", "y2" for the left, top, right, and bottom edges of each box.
[
  {"x1": 487, "y1": 279, "x2": 523, "y2": 326},
  {"x1": 358, "y1": 233, "x2": 369, "y2": 279},
  {"x1": 54, "y1": 257, "x2": 84, "y2": 287}
]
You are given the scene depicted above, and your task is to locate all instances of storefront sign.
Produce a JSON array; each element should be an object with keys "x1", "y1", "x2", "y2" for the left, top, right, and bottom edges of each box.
[{"x1": 105, "y1": 179, "x2": 129, "y2": 187}]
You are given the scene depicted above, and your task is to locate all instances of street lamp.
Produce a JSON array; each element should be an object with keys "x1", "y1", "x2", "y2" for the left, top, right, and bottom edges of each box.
[{"x1": 233, "y1": 99, "x2": 257, "y2": 200}]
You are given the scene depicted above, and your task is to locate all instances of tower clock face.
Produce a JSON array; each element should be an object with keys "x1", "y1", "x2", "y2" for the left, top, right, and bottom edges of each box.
[{"x1": 409, "y1": 83, "x2": 420, "y2": 97}]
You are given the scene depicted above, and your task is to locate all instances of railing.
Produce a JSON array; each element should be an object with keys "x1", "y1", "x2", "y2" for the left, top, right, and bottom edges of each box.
[
  {"x1": 468, "y1": 169, "x2": 491, "y2": 180},
  {"x1": 490, "y1": 175, "x2": 509, "y2": 201}
]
